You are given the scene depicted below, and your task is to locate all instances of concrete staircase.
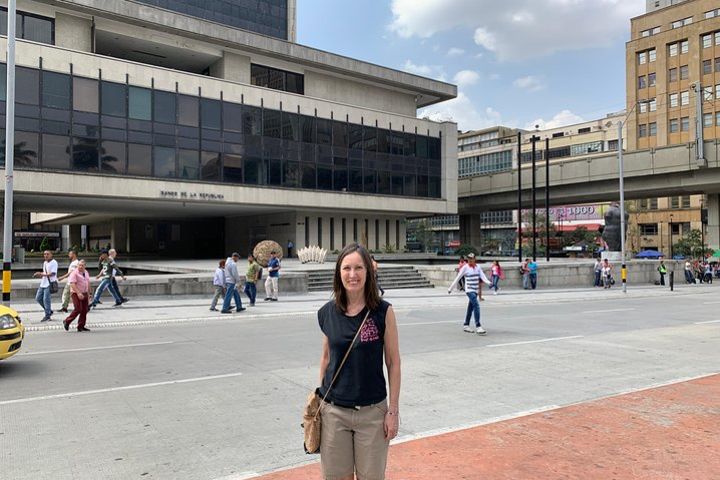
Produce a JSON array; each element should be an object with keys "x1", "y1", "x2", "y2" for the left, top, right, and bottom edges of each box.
[{"x1": 307, "y1": 266, "x2": 434, "y2": 292}]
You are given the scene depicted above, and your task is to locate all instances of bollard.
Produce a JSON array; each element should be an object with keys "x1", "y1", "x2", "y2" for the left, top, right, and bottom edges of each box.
[{"x1": 670, "y1": 271, "x2": 674, "y2": 291}]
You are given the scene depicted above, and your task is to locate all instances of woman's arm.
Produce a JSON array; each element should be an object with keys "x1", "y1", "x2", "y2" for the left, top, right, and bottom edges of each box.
[
  {"x1": 318, "y1": 334, "x2": 330, "y2": 386},
  {"x1": 383, "y1": 306, "x2": 401, "y2": 440}
]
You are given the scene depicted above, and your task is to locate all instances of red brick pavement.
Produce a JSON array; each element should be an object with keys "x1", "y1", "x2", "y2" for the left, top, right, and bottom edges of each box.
[{"x1": 257, "y1": 374, "x2": 720, "y2": 479}]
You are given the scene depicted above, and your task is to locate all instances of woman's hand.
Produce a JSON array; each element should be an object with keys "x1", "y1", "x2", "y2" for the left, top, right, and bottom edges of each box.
[{"x1": 384, "y1": 409, "x2": 399, "y2": 440}]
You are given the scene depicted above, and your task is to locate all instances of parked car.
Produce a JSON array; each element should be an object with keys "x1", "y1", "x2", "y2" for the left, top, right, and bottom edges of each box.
[{"x1": 0, "y1": 305, "x2": 25, "y2": 360}]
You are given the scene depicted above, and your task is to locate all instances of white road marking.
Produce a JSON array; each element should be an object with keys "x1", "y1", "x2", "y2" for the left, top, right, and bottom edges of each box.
[
  {"x1": 487, "y1": 336, "x2": 584, "y2": 348},
  {"x1": 694, "y1": 319, "x2": 720, "y2": 325},
  {"x1": 702, "y1": 301, "x2": 720, "y2": 305},
  {"x1": 22, "y1": 341, "x2": 175, "y2": 356},
  {"x1": 581, "y1": 308, "x2": 635, "y2": 314},
  {"x1": 398, "y1": 320, "x2": 458, "y2": 326},
  {"x1": 210, "y1": 473, "x2": 261, "y2": 480},
  {"x1": 0, "y1": 372, "x2": 243, "y2": 406}
]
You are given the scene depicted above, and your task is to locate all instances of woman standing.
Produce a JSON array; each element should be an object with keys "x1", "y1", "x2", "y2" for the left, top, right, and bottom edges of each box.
[
  {"x1": 602, "y1": 259, "x2": 613, "y2": 289},
  {"x1": 490, "y1": 260, "x2": 504, "y2": 295},
  {"x1": 318, "y1": 243, "x2": 401, "y2": 480}
]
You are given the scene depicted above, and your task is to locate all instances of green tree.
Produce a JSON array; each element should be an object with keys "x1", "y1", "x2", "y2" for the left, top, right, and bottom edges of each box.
[
  {"x1": 454, "y1": 244, "x2": 479, "y2": 257},
  {"x1": 673, "y1": 229, "x2": 711, "y2": 258},
  {"x1": 408, "y1": 219, "x2": 434, "y2": 253}
]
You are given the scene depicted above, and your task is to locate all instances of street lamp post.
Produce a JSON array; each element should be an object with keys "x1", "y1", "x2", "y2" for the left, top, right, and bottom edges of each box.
[
  {"x1": 2, "y1": 0, "x2": 17, "y2": 306},
  {"x1": 618, "y1": 121, "x2": 627, "y2": 293},
  {"x1": 669, "y1": 214, "x2": 674, "y2": 259}
]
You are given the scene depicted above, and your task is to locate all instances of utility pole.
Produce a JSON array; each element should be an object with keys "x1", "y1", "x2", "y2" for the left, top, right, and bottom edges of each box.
[
  {"x1": 618, "y1": 121, "x2": 627, "y2": 294},
  {"x1": 2, "y1": 0, "x2": 17, "y2": 306},
  {"x1": 530, "y1": 134, "x2": 540, "y2": 262},
  {"x1": 545, "y1": 137, "x2": 550, "y2": 262},
  {"x1": 693, "y1": 82, "x2": 706, "y2": 167},
  {"x1": 516, "y1": 132, "x2": 522, "y2": 263}
]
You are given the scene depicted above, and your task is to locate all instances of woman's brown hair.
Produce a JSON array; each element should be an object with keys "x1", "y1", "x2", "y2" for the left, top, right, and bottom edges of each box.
[{"x1": 333, "y1": 243, "x2": 381, "y2": 313}]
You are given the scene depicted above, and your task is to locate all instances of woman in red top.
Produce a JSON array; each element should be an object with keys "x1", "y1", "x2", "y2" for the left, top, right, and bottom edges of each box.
[{"x1": 490, "y1": 260, "x2": 505, "y2": 295}]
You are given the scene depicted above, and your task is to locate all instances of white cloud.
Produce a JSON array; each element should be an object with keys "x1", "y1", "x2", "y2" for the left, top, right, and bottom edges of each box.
[
  {"x1": 525, "y1": 110, "x2": 584, "y2": 130},
  {"x1": 389, "y1": 0, "x2": 644, "y2": 61},
  {"x1": 419, "y1": 92, "x2": 503, "y2": 131},
  {"x1": 401, "y1": 60, "x2": 447, "y2": 81},
  {"x1": 453, "y1": 70, "x2": 481, "y2": 87},
  {"x1": 513, "y1": 75, "x2": 545, "y2": 92},
  {"x1": 447, "y1": 47, "x2": 465, "y2": 57}
]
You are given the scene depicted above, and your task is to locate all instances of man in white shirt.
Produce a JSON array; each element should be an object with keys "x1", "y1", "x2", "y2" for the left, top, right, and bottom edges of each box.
[
  {"x1": 58, "y1": 249, "x2": 79, "y2": 313},
  {"x1": 448, "y1": 253, "x2": 491, "y2": 335},
  {"x1": 33, "y1": 250, "x2": 58, "y2": 322}
]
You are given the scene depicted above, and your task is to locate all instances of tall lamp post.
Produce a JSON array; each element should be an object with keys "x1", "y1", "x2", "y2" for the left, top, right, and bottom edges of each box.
[
  {"x1": 669, "y1": 214, "x2": 674, "y2": 259},
  {"x1": 2, "y1": 0, "x2": 17, "y2": 306},
  {"x1": 618, "y1": 121, "x2": 627, "y2": 293}
]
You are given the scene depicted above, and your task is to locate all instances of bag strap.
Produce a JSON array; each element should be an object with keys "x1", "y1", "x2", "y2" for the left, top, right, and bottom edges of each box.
[{"x1": 315, "y1": 308, "x2": 371, "y2": 419}]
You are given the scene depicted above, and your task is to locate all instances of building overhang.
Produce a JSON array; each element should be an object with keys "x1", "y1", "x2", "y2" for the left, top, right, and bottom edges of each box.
[
  {"x1": 6, "y1": 170, "x2": 455, "y2": 220},
  {"x1": 38, "y1": 0, "x2": 457, "y2": 108}
]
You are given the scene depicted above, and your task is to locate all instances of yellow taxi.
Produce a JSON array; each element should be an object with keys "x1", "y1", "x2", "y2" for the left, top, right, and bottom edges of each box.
[{"x1": 0, "y1": 304, "x2": 25, "y2": 360}]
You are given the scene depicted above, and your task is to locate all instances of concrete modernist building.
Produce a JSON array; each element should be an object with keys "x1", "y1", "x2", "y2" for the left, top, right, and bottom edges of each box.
[
  {"x1": 627, "y1": 0, "x2": 720, "y2": 252},
  {"x1": 0, "y1": 0, "x2": 457, "y2": 256}
]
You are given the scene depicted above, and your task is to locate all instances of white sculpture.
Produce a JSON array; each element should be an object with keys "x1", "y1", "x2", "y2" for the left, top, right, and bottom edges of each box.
[{"x1": 298, "y1": 245, "x2": 327, "y2": 264}]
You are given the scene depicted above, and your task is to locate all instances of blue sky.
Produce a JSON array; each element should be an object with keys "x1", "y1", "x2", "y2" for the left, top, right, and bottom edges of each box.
[{"x1": 297, "y1": 0, "x2": 646, "y2": 131}]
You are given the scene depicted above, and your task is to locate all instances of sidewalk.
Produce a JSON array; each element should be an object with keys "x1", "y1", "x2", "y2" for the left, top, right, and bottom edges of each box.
[
  {"x1": 12, "y1": 283, "x2": 717, "y2": 331},
  {"x1": 255, "y1": 373, "x2": 720, "y2": 479}
]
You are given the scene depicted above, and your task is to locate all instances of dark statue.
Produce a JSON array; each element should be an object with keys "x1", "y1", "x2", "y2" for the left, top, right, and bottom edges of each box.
[{"x1": 602, "y1": 203, "x2": 629, "y2": 251}]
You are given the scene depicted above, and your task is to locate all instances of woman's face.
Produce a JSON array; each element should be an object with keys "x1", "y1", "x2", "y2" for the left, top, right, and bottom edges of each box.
[{"x1": 340, "y1": 251, "x2": 367, "y2": 295}]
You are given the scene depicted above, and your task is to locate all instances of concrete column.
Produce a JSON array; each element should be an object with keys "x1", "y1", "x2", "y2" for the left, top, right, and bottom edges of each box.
[
  {"x1": 110, "y1": 219, "x2": 128, "y2": 253},
  {"x1": 459, "y1": 213, "x2": 482, "y2": 248},
  {"x1": 707, "y1": 194, "x2": 720, "y2": 251},
  {"x1": 287, "y1": 0, "x2": 297, "y2": 42},
  {"x1": 69, "y1": 225, "x2": 82, "y2": 251},
  {"x1": 209, "y1": 52, "x2": 251, "y2": 84},
  {"x1": 61, "y1": 225, "x2": 70, "y2": 251},
  {"x1": 54, "y1": 13, "x2": 93, "y2": 52}
]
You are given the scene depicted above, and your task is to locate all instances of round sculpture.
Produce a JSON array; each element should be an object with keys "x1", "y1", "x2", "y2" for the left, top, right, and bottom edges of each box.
[{"x1": 253, "y1": 240, "x2": 283, "y2": 267}]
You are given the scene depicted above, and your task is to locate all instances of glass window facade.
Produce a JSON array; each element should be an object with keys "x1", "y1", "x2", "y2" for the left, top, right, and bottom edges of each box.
[
  {"x1": 458, "y1": 150, "x2": 512, "y2": 178},
  {"x1": 0, "y1": 65, "x2": 442, "y2": 199},
  {"x1": 0, "y1": 7, "x2": 54, "y2": 44},
  {"x1": 135, "y1": 0, "x2": 288, "y2": 40},
  {"x1": 251, "y1": 64, "x2": 304, "y2": 95}
]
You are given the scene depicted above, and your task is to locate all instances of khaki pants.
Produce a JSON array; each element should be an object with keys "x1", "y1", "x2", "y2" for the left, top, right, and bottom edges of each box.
[
  {"x1": 320, "y1": 399, "x2": 389, "y2": 480},
  {"x1": 61, "y1": 283, "x2": 72, "y2": 309},
  {"x1": 264, "y1": 276, "x2": 279, "y2": 299}
]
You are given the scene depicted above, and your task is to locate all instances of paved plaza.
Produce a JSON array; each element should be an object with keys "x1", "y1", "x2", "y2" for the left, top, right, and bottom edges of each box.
[{"x1": 1, "y1": 284, "x2": 719, "y2": 479}]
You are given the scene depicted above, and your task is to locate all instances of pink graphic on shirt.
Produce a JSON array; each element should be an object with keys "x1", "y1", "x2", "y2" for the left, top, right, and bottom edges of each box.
[{"x1": 360, "y1": 318, "x2": 381, "y2": 343}]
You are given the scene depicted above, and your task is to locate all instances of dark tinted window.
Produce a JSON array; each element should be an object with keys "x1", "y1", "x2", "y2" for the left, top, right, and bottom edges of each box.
[
  {"x1": 282, "y1": 112, "x2": 299, "y2": 141},
  {"x1": 128, "y1": 143, "x2": 152, "y2": 176},
  {"x1": 101, "y1": 82, "x2": 126, "y2": 117},
  {"x1": 300, "y1": 115, "x2": 315, "y2": 144},
  {"x1": 201, "y1": 151, "x2": 221, "y2": 181},
  {"x1": 263, "y1": 109, "x2": 281, "y2": 138},
  {"x1": 72, "y1": 136, "x2": 99, "y2": 171},
  {"x1": 154, "y1": 90, "x2": 176, "y2": 123},
  {"x1": 101, "y1": 141, "x2": 126, "y2": 174},
  {"x1": 42, "y1": 134, "x2": 70, "y2": 169},
  {"x1": 243, "y1": 106, "x2": 262, "y2": 136},
  {"x1": 251, "y1": 63, "x2": 304, "y2": 95},
  {"x1": 129, "y1": 87, "x2": 151, "y2": 121},
  {"x1": 201, "y1": 99, "x2": 221, "y2": 129},
  {"x1": 154, "y1": 146, "x2": 176, "y2": 178},
  {"x1": 16, "y1": 67, "x2": 39, "y2": 105},
  {"x1": 0, "y1": 8, "x2": 54, "y2": 45},
  {"x1": 42, "y1": 72, "x2": 70, "y2": 109},
  {"x1": 73, "y1": 77, "x2": 98, "y2": 113},
  {"x1": 178, "y1": 95, "x2": 199, "y2": 127},
  {"x1": 317, "y1": 118, "x2": 332, "y2": 145},
  {"x1": 223, "y1": 102, "x2": 242, "y2": 132},
  {"x1": 178, "y1": 149, "x2": 198, "y2": 179},
  {"x1": 9, "y1": 131, "x2": 39, "y2": 168},
  {"x1": 223, "y1": 153, "x2": 243, "y2": 183}
]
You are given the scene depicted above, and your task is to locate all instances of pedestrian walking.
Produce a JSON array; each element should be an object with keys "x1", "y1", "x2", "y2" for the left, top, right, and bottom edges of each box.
[
  {"x1": 58, "y1": 249, "x2": 79, "y2": 313},
  {"x1": 684, "y1": 260, "x2": 694, "y2": 284},
  {"x1": 210, "y1": 259, "x2": 226, "y2": 311},
  {"x1": 108, "y1": 249, "x2": 129, "y2": 303},
  {"x1": 448, "y1": 253, "x2": 491, "y2": 335},
  {"x1": 602, "y1": 259, "x2": 613, "y2": 289},
  {"x1": 371, "y1": 255, "x2": 385, "y2": 296},
  {"x1": 221, "y1": 252, "x2": 245, "y2": 314},
  {"x1": 63, "y1": 259, "x2": 91, "y2": 332},
  {"x1": 520, "y1": 258, "x2": 531, "y2": 290},
  {"x1": 244, "y1": 254, "x2": 261, "y2": 306},
  {"x1": 264, "y1": 250, "x2": 280, "y2": 301},
  {"x1": 703, "y1": 262, "x2": 713, "y2": 284},
  {"x1": 456, "y1": 255, "x2": 467, "y2": 291},
  {"x1": 89, "y1": 252, "x2": 124, "y2": 309},
  {"x1": 593, "y1": 258, "x2": 602, "y2": 287},
  {"x1": 657, "y1": 260, "x2": 667, "y2": 286},
  {"x1": 287, "y1": 239, "x2": 294, "y2": 258},
  {"x1": 489, "y1": 260, "x2": 504, "y2": 295},
  {"x1": 528, "y1": 259, "x2": 538, "y2": 289},
  {"x1": 317, "y1": 243, "x2": 401, "y2": 479},
  {"x1": 33, "y1": 250, "x2": 58, "y2": 322}
]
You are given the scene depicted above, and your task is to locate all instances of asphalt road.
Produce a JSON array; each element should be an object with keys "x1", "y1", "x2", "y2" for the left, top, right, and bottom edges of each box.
[{"x1": 1, "y1": 289, "x2": 719, "y2": 479}]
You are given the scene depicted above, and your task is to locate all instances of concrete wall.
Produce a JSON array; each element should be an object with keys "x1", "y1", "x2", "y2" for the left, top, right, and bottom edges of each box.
[
  {"x1": 54, "y1": 12, "x2": 93, "y2": 52},
  {"x1": 297, "y1": 212, "x2": 405, "y2": 252},
  {"x1": 304, "y1": 70, "x2": 416, "y2": 118},
  {"x1": 225, "y1": 211, "x2": 297, "y2": 257},
  {"x1": 208, "y1": 51, "x2": 251, "y2": 84},
  {"x1": 417, "y1": 260, "x2": 685, "y2": 290}
]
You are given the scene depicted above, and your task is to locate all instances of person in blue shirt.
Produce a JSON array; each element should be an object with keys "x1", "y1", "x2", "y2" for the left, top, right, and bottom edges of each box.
[
  {"x1": 528, "y1": 259, "x2": 538, "y2": 289},
  {"x1": 264, "y1": 251, "x2": 281, "y2": 301}
]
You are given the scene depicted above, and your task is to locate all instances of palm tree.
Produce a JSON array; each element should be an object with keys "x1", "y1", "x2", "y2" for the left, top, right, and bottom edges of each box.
[{"x1": 0, "y1": 140, "x2": 38, "y2": 167}]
